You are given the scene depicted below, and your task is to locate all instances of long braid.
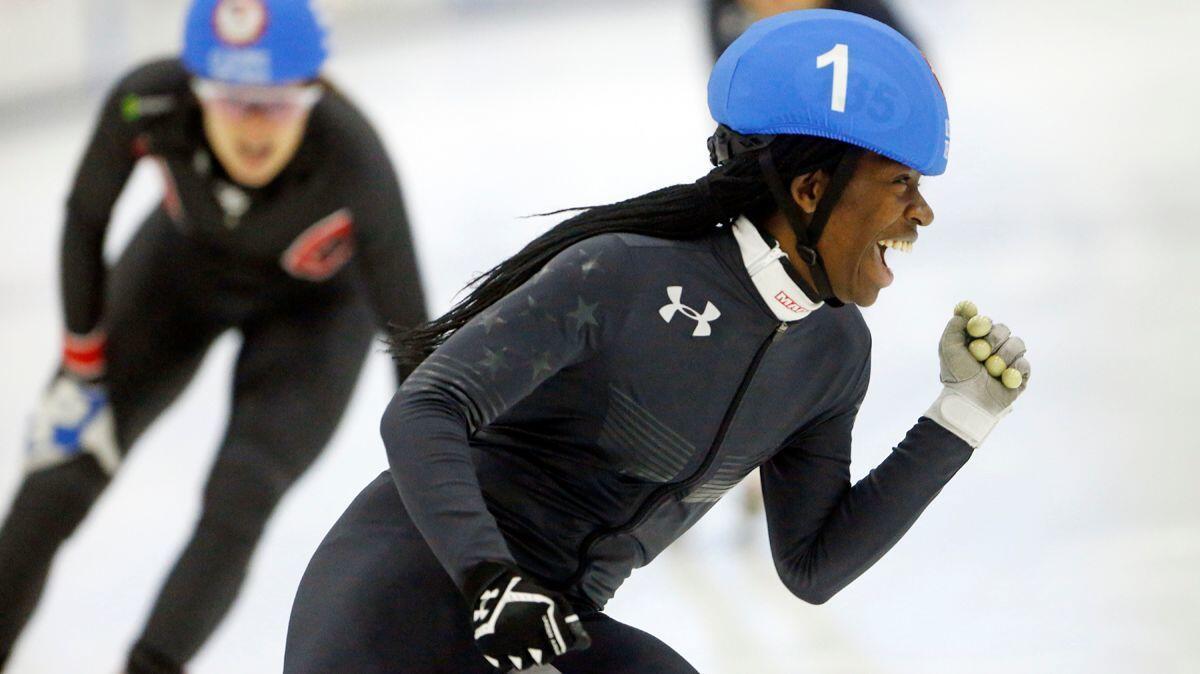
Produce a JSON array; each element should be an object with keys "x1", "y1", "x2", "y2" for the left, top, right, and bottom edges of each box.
[{"x1": 392, "y1": 134, "x2": 847, "y2": 365}]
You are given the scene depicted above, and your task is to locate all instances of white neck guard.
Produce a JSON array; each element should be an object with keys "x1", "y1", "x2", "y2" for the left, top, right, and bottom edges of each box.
[{"x1": 731, "y1": 216, "x2": 824, "y2": 322}]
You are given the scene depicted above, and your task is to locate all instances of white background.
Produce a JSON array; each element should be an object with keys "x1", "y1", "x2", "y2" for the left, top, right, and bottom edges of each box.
[{"x1": 1, "y1": 1, "x2": 1199, "y2": 672}]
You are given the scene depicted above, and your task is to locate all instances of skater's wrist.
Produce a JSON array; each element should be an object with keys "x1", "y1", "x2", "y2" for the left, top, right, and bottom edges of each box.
[
  {"x1": 462, "y1": 560, "x2": 519, "y2": 604},
  {"x1": 924, "y1": 387, "x2": 1009, "y2": 448},
  {"x1": 62, "y1": 329, "x2": 107, "y2": 381},
  {"x1": 467, "y1": 560, "x2": 590, "y2": 670}
]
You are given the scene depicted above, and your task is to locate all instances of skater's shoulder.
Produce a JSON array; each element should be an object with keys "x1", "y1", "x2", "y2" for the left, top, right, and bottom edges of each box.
[
  {"x1": 821, "y1": 303, "x2": 871, "y2": 355},
  {"x1": 100, "y1": 58, "x2": 192, "y2": 128},
  {"x1": 538, "y1": 229, "x2": 728, "y2": 289},
  {"x1": 612, "y1": 231, "x2": 713, "y2": 253},
  {"x1": 543, "y1": 233, "x2": 636, "y2": 277},
  {"x1": 307, "y1": 82, "x2": 388, "y2": 158},
  {"x1": 114, "y1": 58, "x2": 192, "y2": 98}
]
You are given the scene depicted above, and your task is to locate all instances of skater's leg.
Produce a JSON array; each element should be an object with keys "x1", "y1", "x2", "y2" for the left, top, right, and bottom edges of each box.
[
  {"x1": 555, "y1": 613, "x2": 700, "y2": 674},
  {"x1": 285, "y1": 473, "x2": 493, "y2": 674},
  {"x1": 128, "y1": 295, "x2": 374, "y2": 673},
  {"x1": 285, "y1": 473, "x2": 699, "y2": 674},
  {"x1": 0, "y1": 212, "x2": 220, "y2": 668},
  {"x1": 0, "y1": 458, "x2": 110, "y2": 666}
]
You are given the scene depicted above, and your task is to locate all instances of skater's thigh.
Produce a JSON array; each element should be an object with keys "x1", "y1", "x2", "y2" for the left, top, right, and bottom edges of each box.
[
  {"x1": 285, "y1": 472, "x2": 491, "y2": 674},
  {"x1": 554, "y1": 612, "x2": 700, "y2": 674},
  {"x1": 287, "y1": 475, "x2": 697, "y2": 674},
  {"x1": 104, "y1": 211, "x2": 223, "y2": 447}
]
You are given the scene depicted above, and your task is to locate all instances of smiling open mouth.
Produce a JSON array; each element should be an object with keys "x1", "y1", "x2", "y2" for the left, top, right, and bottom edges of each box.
[
  {"x1": 878, "y1": 237, "x2": 912, "y2": 268},
  {"x1": 878, "y1": 238, "x2": 913, "y2": 255},
  {"x1": 873, "y1": 238, "x2": 914, "y2": 285}
]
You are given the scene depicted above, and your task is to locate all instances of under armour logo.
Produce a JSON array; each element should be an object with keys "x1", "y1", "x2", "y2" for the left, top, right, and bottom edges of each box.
[{"x1": 659, "y1": 286, "x2": 721, "y2": 337}]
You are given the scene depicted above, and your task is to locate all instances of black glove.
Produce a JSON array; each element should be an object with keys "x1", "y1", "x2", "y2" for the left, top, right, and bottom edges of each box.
[{"x1": 465, "y1": 561, "x2": 591, "y2": 671}]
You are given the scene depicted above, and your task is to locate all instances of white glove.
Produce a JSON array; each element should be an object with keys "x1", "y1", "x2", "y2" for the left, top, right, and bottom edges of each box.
[
  {"x1": 925, "y1": 302, "x2": 1030, "y2": 447},
  {"x1": 26, "y1": 374, "x2": 121, "y2": 475}
]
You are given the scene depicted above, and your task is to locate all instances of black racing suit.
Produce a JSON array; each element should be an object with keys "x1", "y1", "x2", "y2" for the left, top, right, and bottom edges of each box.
[
  {"x1": 0, "y1": 58, "x2": 427, "y2": 674},
  {"x1": 284, "y1": 224, "x2": 973, "y2": 673},
  {"x1": 707, "y1": 0, "x2": 920, "y2": 61}
]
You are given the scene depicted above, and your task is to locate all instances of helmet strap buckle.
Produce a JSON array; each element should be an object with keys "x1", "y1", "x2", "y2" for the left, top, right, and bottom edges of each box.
[
  {"x1": 708, "y1": 125, "x2": 776, "y2": 166},
  {"x1": 795, "y1": 245, "x2": 818, "y2": 268}
]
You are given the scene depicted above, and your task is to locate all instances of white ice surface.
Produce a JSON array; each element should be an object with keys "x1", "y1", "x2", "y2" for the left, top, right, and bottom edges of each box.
[{"x1": 1, "y1": 1, "x2": 1199, "y2": 672}]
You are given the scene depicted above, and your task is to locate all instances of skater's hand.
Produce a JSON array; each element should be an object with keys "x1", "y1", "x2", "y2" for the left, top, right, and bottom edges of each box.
[
  {"x1": 466, "y1": 562, "x2": 590, "y2": 671},
  {"x1": 925, "y1": 301, "x2": 1030, "y2": 447},
  {"x1": 26, "y1": 373, "x2": 120, "y2": 475}
]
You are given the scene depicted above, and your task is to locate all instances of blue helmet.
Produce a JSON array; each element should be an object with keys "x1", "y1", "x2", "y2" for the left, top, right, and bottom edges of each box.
[
  {"x1": 182, "y1": 0, "x2": 328, "y2": 85},
  {"x1": 708, "y1": 9, "x2": 949, "y2": 176}
]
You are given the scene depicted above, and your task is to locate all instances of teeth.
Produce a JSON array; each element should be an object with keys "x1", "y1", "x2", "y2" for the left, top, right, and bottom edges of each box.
[{"x1": 879, "y1": 239, "x2": 913, "y2": 253}]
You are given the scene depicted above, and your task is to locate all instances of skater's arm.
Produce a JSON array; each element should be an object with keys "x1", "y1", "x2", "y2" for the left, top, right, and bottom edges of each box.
[
  {"x1": 764, "y1": 304, "x2": 1029, "y2": 603},
  {"x1": 60, "y1": 60, "x2": 189, "y2": 379},
  {"x1": 61, "y1": 71, "x2": 148, "y2": 337},
  {"x1": 760, "y1": 369, "x2": 973, "y2": 605},
  {"x1": 381, "y1": 235, "x2": 630, "y2": 592},
  {"x1": 338, "y1": 103, "x2": 429, "y2": 383}
]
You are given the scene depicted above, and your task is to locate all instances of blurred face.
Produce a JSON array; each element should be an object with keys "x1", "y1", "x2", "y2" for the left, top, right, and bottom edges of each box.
[
  {"x1": 192, "y1": 79, "x2": 322, "y2": 188},
  {"x1": 774, "y1": 151, "x2": 935, "y2": 307}
]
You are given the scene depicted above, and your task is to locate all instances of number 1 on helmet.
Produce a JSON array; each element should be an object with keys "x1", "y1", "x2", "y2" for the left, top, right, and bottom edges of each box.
[{"x1": 816, "y1": 43, "x2": 849, "y2": 113}]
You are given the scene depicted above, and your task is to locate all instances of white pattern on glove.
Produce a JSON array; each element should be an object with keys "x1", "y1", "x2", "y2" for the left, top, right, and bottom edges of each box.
[
  {"x1": 26, "y1": 375, "x2": 121, "y2": 475},
  {"x1": 469, "y1": 563, "x2": 590, "y2": 671}
]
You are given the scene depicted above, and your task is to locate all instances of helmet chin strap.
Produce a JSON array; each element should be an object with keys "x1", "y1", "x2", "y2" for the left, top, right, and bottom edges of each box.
[{"x1": 757, "y1": 147, "x2": 862, "y2": 307}]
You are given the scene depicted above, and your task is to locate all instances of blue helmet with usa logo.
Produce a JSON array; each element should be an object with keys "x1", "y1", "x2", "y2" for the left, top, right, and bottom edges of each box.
[
  {"x1": 708, "y1": 9, "x2": 950, "y2": 176},
  {"x1": 182, "y1": 0, "x2": 328, "y2": 85}
]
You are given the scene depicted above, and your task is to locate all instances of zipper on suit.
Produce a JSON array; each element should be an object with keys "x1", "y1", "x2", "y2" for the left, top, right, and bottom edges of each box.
[{"x1": 566, "y1": 321, "x2": 789, "y2": 590}]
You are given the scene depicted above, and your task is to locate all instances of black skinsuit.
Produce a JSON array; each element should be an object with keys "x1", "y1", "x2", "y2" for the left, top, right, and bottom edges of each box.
[
  {"x1": 284, "y1": 221, "x2": 974, "y2": 673},
  {"x1": 0, "y1": 58, "x2": 427, "y2": 674}
]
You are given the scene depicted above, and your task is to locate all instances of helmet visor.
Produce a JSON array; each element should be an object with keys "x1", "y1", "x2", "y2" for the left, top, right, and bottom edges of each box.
[{"x1": 191, "y1": 79, "x2": 323, "y2": 119}]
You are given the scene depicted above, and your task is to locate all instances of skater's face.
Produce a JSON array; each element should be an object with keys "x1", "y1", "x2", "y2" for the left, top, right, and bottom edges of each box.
[
  {"x1": 193, "y1": 79, "x2": 322, "y2": 188},
  {"x1": 782, "y1": 151, "x2": 934, "y2": 306}
]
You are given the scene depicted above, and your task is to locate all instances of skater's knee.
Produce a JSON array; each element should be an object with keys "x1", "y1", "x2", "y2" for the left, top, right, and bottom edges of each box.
[
  {"x1": 16, "y1": 455, "x2": 110, "y2": 519},
  {"x1": 126, "y1": 640, "x2": 184, "y2": 674},
  {"x1": 198, "y1": 457, "x2": 301, "y2": 542}
]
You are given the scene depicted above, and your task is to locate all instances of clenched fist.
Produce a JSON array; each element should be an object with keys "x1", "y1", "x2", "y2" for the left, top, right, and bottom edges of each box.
[{"x1": 925, "y1": 301, "x2": 1030, "y2": 447}]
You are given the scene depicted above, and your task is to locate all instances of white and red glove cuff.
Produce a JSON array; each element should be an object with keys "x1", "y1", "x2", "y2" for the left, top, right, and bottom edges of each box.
[{"x1": 62, "y1": 330, "x2": 107, "y2": 380}]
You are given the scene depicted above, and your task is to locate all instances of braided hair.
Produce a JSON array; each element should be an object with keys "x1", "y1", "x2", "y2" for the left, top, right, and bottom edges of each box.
[{"x1": 392, "y1": 134, "x2": 849, "y2": 365}]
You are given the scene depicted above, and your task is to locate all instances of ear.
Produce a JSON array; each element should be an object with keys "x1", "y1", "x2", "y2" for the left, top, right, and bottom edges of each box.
[{"x1": 789, "y1": 171, "x2": 828, "y2": 215}]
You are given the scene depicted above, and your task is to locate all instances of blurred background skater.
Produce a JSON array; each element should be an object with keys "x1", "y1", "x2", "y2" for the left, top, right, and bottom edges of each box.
[
  {"x1": 707, "y1": 0, "x2": 918, "y2": 60},
  {"x1": 0, "y1": 1, "x2": 427, "y2": 672},
  {"x1": 284, "y1": 10, "x2": 1029, "y2": 673}
]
